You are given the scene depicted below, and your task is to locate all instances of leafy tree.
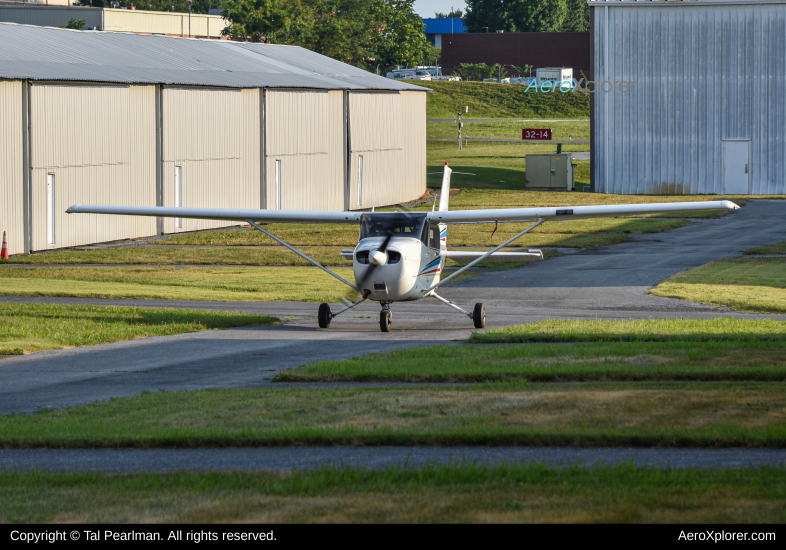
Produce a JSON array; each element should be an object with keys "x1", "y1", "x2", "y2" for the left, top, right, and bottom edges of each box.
[
  {"x1": 61, "y1": 18, "x2": 87, "y2": 30},
  {"x1": 561, "y1": 0, "x2": 589, "y2": 32},
  {"x1": 454, "y1": 62, "x2": 494, "y2": 81},
  {"x1": 423, "y1": 46, "x2": 441, "y2": 67},
  {"x1": 464, "y1": 0, "x2": 567, "y2": 33},
  {"x1": 371, "y1": 0, "x2": 430, "y2": 69},
  {"x1": 434, "y1": 8, "x2": 463, "y2": 18},
  {"x1": 221, "y1": 0, "x2": 312, "y2": 43},
  {"x1": 303, "y1": 0, "x2": 376, "y2": 64}
]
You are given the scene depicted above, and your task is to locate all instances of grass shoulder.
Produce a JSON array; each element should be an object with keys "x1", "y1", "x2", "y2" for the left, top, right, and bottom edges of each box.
[
  {"x1": 423, "y1": 80, "x2": 590, "y2": 119},
  {"x1": 1, "y1": 381, "x2": 785, "y2": 449},
  {"x1": 744, "y1": 241, "x2": 786, "y2": 255},
  {"x1": 472, "y1": 318, "x2": 785, "y2": 343},
  {"x1": 0, "y1": 303, "x2": 278, "y2": 355},
  {"x1": 0, "y1": 266, "x2": 361, "y2": 303},
  {"x1": 649, "y1": 257, "x2": 786, "y2": 314},
  {"x1": 3, "y1": 464, "x2": 784, "y2": 523}
]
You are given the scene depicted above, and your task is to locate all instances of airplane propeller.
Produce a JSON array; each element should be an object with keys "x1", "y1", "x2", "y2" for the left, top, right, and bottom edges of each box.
[{"x1": 356, "y1": 231, "x2": 393, "y2": 297}]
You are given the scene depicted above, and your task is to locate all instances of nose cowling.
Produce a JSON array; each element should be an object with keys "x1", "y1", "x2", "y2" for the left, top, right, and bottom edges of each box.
[{"x1": 369, "y1": 249, "x2": 388, "y2": 266}]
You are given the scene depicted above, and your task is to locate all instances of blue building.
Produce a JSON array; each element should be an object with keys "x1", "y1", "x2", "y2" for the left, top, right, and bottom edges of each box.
[{"x1": 422, "y1": 18, "x2": 465, "y2": 48}]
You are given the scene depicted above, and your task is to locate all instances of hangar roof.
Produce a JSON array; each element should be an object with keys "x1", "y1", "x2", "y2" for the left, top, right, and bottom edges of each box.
[{"x1": 0, "y1": 22, "x2": 429, "y2": 92}]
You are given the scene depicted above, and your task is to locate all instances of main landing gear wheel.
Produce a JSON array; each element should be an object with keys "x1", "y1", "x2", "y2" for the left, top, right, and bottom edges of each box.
[
  {"x1": 473, "y1": 303, "x2": 486, "y2": 329},
  {"x1": 318, "y1": 303, "x2": 331, "y2": 329},
  {"x1": 380, "y1": 309, "x2": 392, "y2": 332}
]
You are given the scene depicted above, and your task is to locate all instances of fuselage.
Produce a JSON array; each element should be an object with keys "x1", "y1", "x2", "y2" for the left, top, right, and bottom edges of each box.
[{"x1": 352, "y1": 213, "x2": 446, "y2": 301}]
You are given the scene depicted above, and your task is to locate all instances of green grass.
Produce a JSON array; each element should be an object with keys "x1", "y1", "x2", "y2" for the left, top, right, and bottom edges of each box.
[
  {"x1": 1, "y1": 382, "x2": 784, "y2": 449},
  {"x1": 423, "y1": 80, "x2": 590, "y2": 119},
  {"x1": 744, "y1": 241, "x2": 786, "y2": 255},
  {"x1": 156, "y1": 218, "x2": 689, "y2": 250},
  {"x1": 471, "y1": 318, "x2": 786, "y2": 343},
  {"x1": 0, "y1": 266, "x2": 360, "y2": 303},
  {"x1": 274, "y1": 340, "x2": 786, "y2": 383},
  {"x1": 2, "y1": 464, "x2": 784, "y2": 523},
  {"x1": 428, "y1": 120, "x2": 590, "y2": 140},
  {"x1": 0, "y1": 303, "x2": 278, "y2": 355},
  {"x1": 649, "y1": 258, "x2": 786, "y2": 314},
  {"x1": 5, "y1": 246, "x2": 352, "y2": 266}
]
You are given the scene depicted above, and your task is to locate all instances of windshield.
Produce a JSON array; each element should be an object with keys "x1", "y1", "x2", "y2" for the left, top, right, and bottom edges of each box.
[{"x1": 360, "y1": 213, "x2": 427, "y2": 241}]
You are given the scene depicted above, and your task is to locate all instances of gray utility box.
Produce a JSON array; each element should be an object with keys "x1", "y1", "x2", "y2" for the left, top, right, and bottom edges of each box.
[{"x1": 525, "y1": 153, "x2": 575, "y2": 191}]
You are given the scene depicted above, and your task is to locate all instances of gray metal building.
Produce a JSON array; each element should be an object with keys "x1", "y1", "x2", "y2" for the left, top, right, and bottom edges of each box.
[
  {"x1": 0, "y1": 23, "x2": 428, "y2": 256},
  {"x1": 590, "y1": 0, "x2": 786, "y2": 195}
]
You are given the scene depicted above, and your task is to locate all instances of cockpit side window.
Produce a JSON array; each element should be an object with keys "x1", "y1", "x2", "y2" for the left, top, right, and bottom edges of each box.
[{"x1": 429, "y1": 226, "x2": 440, "y2": 250}]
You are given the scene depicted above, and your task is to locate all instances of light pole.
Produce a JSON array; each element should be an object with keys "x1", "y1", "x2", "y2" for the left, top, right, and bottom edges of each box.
[
  {"x1": 457, "y1": 106, "x2": 467, "y2": 150},
  {"x1": 187, "y1": 0, "x2": 192, "y2": 37}
]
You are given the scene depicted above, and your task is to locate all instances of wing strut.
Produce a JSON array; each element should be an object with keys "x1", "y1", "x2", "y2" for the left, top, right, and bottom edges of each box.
[
  {"x1": 246, "y1": 220, "x2": 359, "y2": 292},
  {"x1": 426, "y1": 219, "x2": 544, "y2": 293}
]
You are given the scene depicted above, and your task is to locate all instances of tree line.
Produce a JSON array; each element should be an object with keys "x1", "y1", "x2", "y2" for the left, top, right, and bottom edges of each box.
[
  {"x1": 74, "y1": 0, "x2": 589, "y2": 68},
  {"x1": 463, "y1": 0, "x2": 589, "y2": 33}
]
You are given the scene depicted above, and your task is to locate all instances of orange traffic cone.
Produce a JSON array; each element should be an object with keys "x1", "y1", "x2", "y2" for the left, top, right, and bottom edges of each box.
[{"x1": 1, "y1": 231, "x2": 8, "y2": 259}]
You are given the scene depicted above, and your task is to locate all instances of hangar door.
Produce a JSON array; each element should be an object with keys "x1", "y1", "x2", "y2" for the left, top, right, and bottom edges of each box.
[
  {"x1": 29, "y1": 83, "x2": 156, "y2": 251},
  {"x1": 162, "y1": 86, "x2": 260, "y2": 233},
  {"x1": 265, "y1": 90, "x2": 344, "y2": 211},
  {"x1": 348, "y1": 92, "x2": 404, "y2": 210},
  {"x1": 0, "y1": 80, "x2": 24, "y2": 255}
]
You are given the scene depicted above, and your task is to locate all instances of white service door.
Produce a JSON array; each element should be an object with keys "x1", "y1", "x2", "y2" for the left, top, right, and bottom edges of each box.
[
  {"x1": 174, "y1": 165, "x2": 183, "y2": 229},
  {"x1": 724, "y1": 140, "x2": 749, "y2": 194},
  {"x1": 46, "y1": 173, "x2": 55, "y2": 245}
]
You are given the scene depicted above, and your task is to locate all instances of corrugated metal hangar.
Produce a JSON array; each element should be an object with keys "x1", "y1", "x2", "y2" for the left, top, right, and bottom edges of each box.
[
  {"x1": 0, "y1": 23, "x2": 427, "y2": 256},
  {"x1": 590, "y1": 0, "x2": 786, "y2": 195}
]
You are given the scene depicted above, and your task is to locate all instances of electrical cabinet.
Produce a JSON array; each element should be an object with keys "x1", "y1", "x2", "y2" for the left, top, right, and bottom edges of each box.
[{"x1": 525, "y1": 153, "x2": 575, "y2": 191}]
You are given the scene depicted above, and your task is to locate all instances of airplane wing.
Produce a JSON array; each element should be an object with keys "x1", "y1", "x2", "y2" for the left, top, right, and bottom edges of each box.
[
  {"x1": 426, "y1": 200, "x2": 739, "y2": 225},
  {"x1": 68, "y1": 200, "x2": 740, "y2": 226},
  {"x1": 66, "y1": 205, "x2": 362, "y2": 224}
]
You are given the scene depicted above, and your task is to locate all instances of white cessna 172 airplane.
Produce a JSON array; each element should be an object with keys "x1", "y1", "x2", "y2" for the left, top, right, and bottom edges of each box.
[{"x1": 68, "y1": 164, "x2": 739, "y2": 332}]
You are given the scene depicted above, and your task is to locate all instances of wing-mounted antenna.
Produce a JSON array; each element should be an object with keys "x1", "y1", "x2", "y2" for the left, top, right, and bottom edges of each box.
[{"x1": 439, "y1": 162, "x2": 452, "y2": 212}]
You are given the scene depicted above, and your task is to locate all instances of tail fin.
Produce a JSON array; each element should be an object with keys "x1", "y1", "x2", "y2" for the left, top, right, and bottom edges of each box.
[{"x1": 438, "y1": 162, "x2": 452, "y2": 212}]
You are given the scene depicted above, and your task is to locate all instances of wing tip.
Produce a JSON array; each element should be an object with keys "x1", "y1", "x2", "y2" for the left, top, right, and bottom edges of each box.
[{"x1": 721, "y1": 200, "x2": 741, "y2": 210}]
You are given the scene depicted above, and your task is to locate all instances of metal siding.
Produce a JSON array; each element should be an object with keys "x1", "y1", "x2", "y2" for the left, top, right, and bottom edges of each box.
[
  {"x1": 264, "y1": 90, "x2": 343, "y2": 211},
  {"x1": 348, "y1": 91, "x2": 425, "y2": 209},
  {"x1": 0, "y1": 6, "x2": 103, "y2": 29},
  {"x1": 400, "y1": 91, "x2": 427, "y2": 204},
  {"x1": 29, "y1": 83, "x2": 156, "y2": 251},
  {"x1": 0, "y1": 79, "x2": 24, "y2": 255},
  {"x1": 241, "y1": 87, "x2": 261, "y2": 213},
  {"x1": 102, "y1": 9, "x2": 226, "y2": 37},
  {"x1": 163, "y1": 86, "x2": 241, "y2": 162},
  {"x1": 349, "y1": 92, "x2": 403, "y2": 153},
  {"x1": 162, "y1": 86, "x2": 253, "y2": 232},
  {"x1": 593, "y1": 4, "x2": 786, "y2": 195}
]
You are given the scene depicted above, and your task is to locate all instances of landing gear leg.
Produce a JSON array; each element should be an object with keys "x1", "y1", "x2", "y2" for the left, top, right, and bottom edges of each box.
[
  {"x1": 317, "y1": 295, "x2": 368, "y2": 329},
  {"x1": 379, "y1": 302, "x2": 392, "y2": 332},
  {"x1": 428, "y1": 291, "x2": 486, "y2": 329}
]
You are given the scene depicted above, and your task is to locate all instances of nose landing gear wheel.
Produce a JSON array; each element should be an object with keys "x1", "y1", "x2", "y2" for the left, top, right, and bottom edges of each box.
[
  {"x1": 472, "y1": 303, "x2": 486, "y2": 329},
  {"x1": 318, "y1": 303, "x2": 331, "y2": 328},
  {"x1": 380, "y1": 309, "x2": 392, "y2": 332}
]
